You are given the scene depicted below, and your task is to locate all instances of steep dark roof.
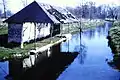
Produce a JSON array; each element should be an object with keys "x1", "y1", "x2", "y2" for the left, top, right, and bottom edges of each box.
[
  {"x1": 4, "y1": 1, "x2": 78, "y2": 23},
  {"x1": 4, "y1": 1, "x2": 56, "y2": 23}
]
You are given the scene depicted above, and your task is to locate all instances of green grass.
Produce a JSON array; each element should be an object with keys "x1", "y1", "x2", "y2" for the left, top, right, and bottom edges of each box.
[
  {"x1": 61, "y1": 19, "x2": 104, "y2": 34},
  {"x1": 0, "y1": 23, "x2": 8, "y2": 35},
  {"x1": 0, "y1": 35, "x2": 61, "y2": 61}
]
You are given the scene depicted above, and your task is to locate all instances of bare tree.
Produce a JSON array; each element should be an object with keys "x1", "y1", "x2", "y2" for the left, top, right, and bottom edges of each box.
[
  {"x1": 117, "y1": 6, "x2": 120, "y2": 20},
  {"x1": 88, "y1": 1, "x2": 95, "y2": 20},
  {"x1": 2, "y1": 0, "x2": 6, "y2": 18},
  {"x1": 21, "y1": 0, "x2": 27, "y2": 7}
]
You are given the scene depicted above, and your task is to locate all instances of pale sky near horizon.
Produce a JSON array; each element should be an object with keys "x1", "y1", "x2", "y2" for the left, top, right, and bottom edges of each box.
[{"x1": 0, "y1": 0, "x2": 120, "y2": 13}]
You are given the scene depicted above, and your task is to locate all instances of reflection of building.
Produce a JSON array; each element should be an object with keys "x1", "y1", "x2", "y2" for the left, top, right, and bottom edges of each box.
[
  {"x1": 4, "y1": 1, "x2": 78, "y2": 46},
  {"x1": 7, "y1": 43, "x2": 79, "y2": 80}
]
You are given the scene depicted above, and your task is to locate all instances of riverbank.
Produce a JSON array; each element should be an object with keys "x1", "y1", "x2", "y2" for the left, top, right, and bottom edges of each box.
[
  {"x1": 58, "y1": 22, "x2": 120, "y2": 80},
  {"x1": 107, "y1": 21, "x2": 120, "y2": 70},
  {"x1": 61, "y1": 19, "x2": 104, "y2": 34},
  {"x1": 0, "y1": 19, "x2": 105, "y2": 61}
]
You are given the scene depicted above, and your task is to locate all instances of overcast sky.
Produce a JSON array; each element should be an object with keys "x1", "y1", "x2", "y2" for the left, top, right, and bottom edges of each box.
[{"x1": 0, "y1": 0, "x2": 120, "y2": 13}]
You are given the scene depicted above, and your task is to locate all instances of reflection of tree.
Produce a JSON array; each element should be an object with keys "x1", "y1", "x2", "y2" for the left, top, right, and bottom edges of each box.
[
  {"x1": 97, "y1": 23, "x2": 112, "y2": 37},
  {"x1": 97, "y1": 25, "x2": 103, "y2": 36},
  {"x1": 82, "y1": 29, "x2": 96, "y2": 39},
  {"x1": 89, "y1": 29, "x2": 95, "y2": 39},
  {"x1": 74, "y1": 44, "x2": 87, "y2": 64}
]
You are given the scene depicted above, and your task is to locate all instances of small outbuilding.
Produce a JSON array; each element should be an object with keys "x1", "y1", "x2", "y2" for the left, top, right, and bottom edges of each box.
[{"x1": 4, "y1": 1, "x2": 78, "y2": 47}]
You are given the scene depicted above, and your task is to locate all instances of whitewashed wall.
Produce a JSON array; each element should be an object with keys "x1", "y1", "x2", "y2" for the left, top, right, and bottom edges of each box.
[
  {"x1": 8, "y1": 23, "x2": 51, "y2": 43},
  {"x1": 22, "y1": 23, "x2": 35, "y2": 42},
  {"x1": 22, "y1": 23, "x2": 51, "y2": 42},
  {"x1": 8, "y1": 24, "x2": 23, "y2": 43}
]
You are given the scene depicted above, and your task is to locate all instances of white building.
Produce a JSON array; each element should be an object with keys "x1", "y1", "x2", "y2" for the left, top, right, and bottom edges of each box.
[{"x1": 4, "y1": 1, "x2": 78, "y2": 47}]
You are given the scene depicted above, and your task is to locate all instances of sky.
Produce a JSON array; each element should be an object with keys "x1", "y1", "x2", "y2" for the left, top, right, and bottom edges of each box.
[{"x1": 0, "y1": 0, "x2": 120, "y2": 13}]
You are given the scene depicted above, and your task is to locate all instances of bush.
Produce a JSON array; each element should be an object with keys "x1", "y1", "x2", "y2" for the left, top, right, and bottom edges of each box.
[{"x1": 112, "y1": 21, "x2": 120, "y2": 27}]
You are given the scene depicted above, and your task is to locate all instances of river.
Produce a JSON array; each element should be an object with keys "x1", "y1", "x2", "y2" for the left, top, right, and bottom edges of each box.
[
  {"x1": 58, "y1": 22, "x2": 120, "y2": 80},
  {"x1": 0, "y1": 22, "x2": 120, "y2": 80}
]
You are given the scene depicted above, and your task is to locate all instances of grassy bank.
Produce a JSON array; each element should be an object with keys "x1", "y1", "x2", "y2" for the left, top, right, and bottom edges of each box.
[
  {"x1": 0, "y1": 19, "x2": 8, "y2": 35},
  {"x1": 107, "y1": 21, "x2": 120, "y2": 70},
  {"x1": 61, "y1": 19, "x2": 104, "y2": 34},
  {"x1": 0, "y1": 36, "x2": 61, "y2": 61},
  {"x1": 0, "y1": 19, "x2": 105, "y2": 61}
]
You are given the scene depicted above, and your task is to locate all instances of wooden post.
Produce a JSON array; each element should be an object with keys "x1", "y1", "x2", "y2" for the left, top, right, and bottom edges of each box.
[
  {"x1": 34, "y1": 23, "x2": 37, "y2": 50},
  {"x1": 50, "y1": 23, "x2": 53, "y2": 43},
  {"x1": 68, "y1": 23, "x2": 69, "y2": 52},
  {"x1": 21, "y1": 23, "x2": 24, "y2": 48},
  {"x1": 60, "y1": 23, "x2": 62, "y2": 36},
  {"x1": 79, "y1": 21, "x2": 82, "y2": 53},
  {"x1": 20, "y1": 41, "x2": 24, "y2": 49},
  {"x1": 47, "y1": 47, "x2": 51, "y2": 57}
]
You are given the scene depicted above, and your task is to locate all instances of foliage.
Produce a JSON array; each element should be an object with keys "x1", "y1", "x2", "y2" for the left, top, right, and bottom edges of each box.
[
  {"x1": 0, "y1": 47, "x2": 28, "y2": 61},
  {"x1": 0, "y1": 19, "x2": 8, "y2": 34},
  {"x1": 109, "y1": 22, "x2": 120, "y2": 54},
  {"x1": 0, "y1": 25, "x2": 8, "y2": 35},
  {"x1": 67, "y1": 2, "x2": 120, "y2": 20},
  {"x1": 112, "y1": 21, "x2": 120, "y2": 27},
  {"x1": 108, "y1": 21, "x2": 120, "y2": 70}
]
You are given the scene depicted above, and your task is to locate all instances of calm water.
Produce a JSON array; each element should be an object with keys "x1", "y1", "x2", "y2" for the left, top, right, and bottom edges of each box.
[
  {"x1": 58, "y1": 22, "x2": 120, "y2": 80},
  {"x1": 0, "y1": 22, "x2": 120, "y2": 80},
  {"x1": 0, "y1": 61, "x2": 8, "y2": 80}
]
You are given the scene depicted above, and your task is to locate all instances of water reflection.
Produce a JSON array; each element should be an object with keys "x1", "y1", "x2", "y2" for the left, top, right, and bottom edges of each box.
[
  {"x1": 0, "y1": 42, "x2": 79, "y2": 80},
  {"x1": 58, "y1": 22, "x2": 120, "y2": 80},
  {"x1": 0, "y1": 61, "x2": 9, "y2": 80},
  {"x1": 21, "y1": 44, "x2": 78, "y2": 80},
  {"x1": 61, "y1": 22, "x2": 113, "y2": 65},
  {"x1": 74, "y1": 44, "x2": 87, "y2": 64},
  {"x1": 61, "y1": 30, "x2": 87, "y2": 64},
  {"x1": 82, "y1": 22, "x2": 112, "y2": 39},
  {"x1": 0, "y1": 22, "x2": 118, "y2": 80}
]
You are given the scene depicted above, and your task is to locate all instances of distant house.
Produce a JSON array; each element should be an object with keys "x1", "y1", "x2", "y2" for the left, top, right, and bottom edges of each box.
[{"x1": 4, "y1": 1, "x2": 78, "y2": 46}]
